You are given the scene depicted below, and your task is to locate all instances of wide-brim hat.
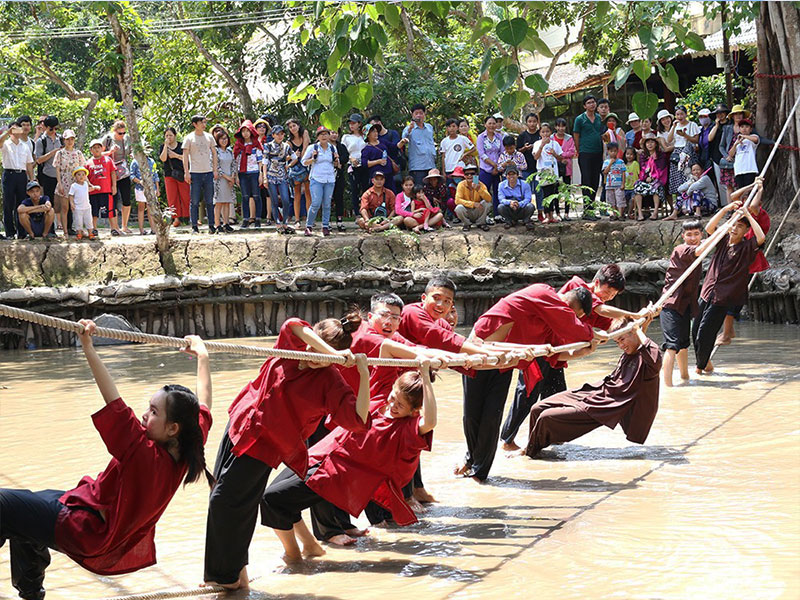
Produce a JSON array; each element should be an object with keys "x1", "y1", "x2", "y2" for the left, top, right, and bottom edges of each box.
[
  {"x1": 451, "y1": 166, "x2": 466, "y2": 178},
  {"x1": 626, "y1": 112, "x2": 641, "y2": 124},
  {"x1": 605, "y1": 112, "x2": 620, "y2": 122},
  {"x1": 729, "y1": 104, "x2": 751, "y2": 118},
  {"x1": 711, "y1": 104, "x2": 730, "y2": 115},
  {"x1": 72, "y1": 166, "x2": 89, "y2": 176},
  {"x1": 656, "y1": 109, "x2": 673, "y2": 121},
  {"x1": 463, "y1": 164, "x2": 478, "y2": 173},
  {"x1": 424, "y1": 168, "x2": 443, "y2": 181}
]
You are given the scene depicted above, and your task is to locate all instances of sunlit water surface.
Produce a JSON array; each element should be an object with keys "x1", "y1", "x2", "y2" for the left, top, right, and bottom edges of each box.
[{"x1": 1, "y1": 321, "x2": 798, "y2": 600}]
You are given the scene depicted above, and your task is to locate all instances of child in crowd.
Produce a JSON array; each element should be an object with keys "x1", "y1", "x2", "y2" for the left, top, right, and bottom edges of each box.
[
  {"x1": 668, "y1": 163, "x2": 719, "y2": 219},
  {"x1": 497, "y1": 135, "x2": 526, "y2": 177},
  {"x1": 204, "y1": 317, "x2": 371, "y2": 590},
  {"x1": 728, "y1": 118, "x2": 760, "y2": 190},
  {"x1": 439, "y1": 118, "x2": 475, "y2": 176},
  {"x1": 623, "y1": 147, "x2": 639, "y2": 220},
  {"x1": 394, "y1": 176, "x2": 428, "y2": 233},
  {"x1": 602, "y1": 142, "x2": 627, "y2": 220},
  {"x1": 532, "y1": 122, "x2": 563, "y2": 223},
  {"x1": 263, "y1": 125, "x2": 297, "y2": 234},
  {"x1": 523, "y1": 317, "x2": 661, "y2": 458},
  {"x1": 69, "y1": 167, "x2": 99, "y2": 240},
  {"x1": 261, "y1": 364, "x2": 437, "y2": 564},
  {"x1": 86, "y1": 138, "x2": 117, "y2": 236},
  {"x1": 659, "y1": 221, "x2": 705, "y2": 386},
  {"x1": 413, "y1": 184, "x2": 444, "y2": 230},
  {"x1": 552, "y1": 117, "x2": 575, "y2": 221},
  {"x1": 0, "y1": 323, "x2": 212, "y2": 600},
  {"x1": 357, "y1": 171, "x2": 396, "y2": 233},
  {"x1": 130, "y1": 153, "x2": 160, "y2": 235},
  {"x1": 692, "y1": 201, "x2": 765, "y2": 375}
]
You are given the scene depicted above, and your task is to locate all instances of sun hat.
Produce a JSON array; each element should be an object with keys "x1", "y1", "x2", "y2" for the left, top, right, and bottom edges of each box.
[
  {"x1": 698, "y1": 108, "x2": 711, "y2": 117},
  {"x1": 729, "y1": 104, "x2": 751, "y2": 118},
  {"x1": 463, "y1": 163, "x2": 478, "y2": 173},
  {"x1": 451, "y1": 166, "x2": 466, "y2": 178},
  {"x1": 656, "y1": 109, "x2": 673, "y2": 121},
  {"x1": 62, "y1": 129, "x2": 76, "y2": 139},
  {"x1": 89, "y1": 138, "x2": 104, "y2": 148},
  {"x1": 424, "y1": 168, "x2": 443, "y2": 181},
  {"x1": 711, "y1": 103, "x2": 730, "y2": 115},
  {"x1": 72, "y1": 166, "x2": 89, "y2": 176},
  {"x1": 626, "y1": 112, "x2": 641, "y2": 124}
]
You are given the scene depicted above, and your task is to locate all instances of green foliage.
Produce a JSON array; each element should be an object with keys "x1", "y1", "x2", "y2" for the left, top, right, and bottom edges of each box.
[
  {"x1": 632, "y1": 91, "x2": 659, "y2": 120},
  {"x1": 680, "y1": 73, "x2": 749, "y2": 121}
]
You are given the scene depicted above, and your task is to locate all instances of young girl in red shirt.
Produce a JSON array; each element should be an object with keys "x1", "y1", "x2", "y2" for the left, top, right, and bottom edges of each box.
[{"x1": 0, "y1": 321, "x2": 213, "y2": 600}]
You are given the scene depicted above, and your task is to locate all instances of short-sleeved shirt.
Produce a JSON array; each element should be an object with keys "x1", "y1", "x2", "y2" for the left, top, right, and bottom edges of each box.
[
  {"x1": 661, "y1": 244, "x2": 702, "y2": 316},
  {"x1": 747, "y1": 209, "x2": 771, "y2": 274},
  {"x1": 341, "y1": 133, "x2": 366, "y2": 167},
  {"x1": 182, "y1": 131, "x2": 216, "y2": 173},
  {"x1": 573, "y1": 112, "x2": 605, "y2": 154},
  {"x1": 624, "y1": 161, "x2": 640, "y2": 190},
  {"x1": 533, "y1": 139, "x2": 562, "y2": 176},
  {"x1": 1, "y1": 138, "x2": 34, "y2": 170},
  {"x1": 264, "y1": 141, "x2": 295, "y2": 182},
  {"x1": 701, "y1": 236, "x2": 761, "y2": 306},
  {"x1": 516, "y1": 130, "x2": 541, "y2": 172},
  {"x1": 20, "y1": 196, "x2": 50, "y2": 221},
  {"x1": 440, "y1": 134, "x2": 475, "y2": 172},
  {"x1": 302, "y1": 142, "x2": 338, "y2": 184},
  {"x1": 86, "y1": 155, "x2": 116, "y2": 194},
  {"x1": 734, "y1": 137, "x2": 759, "y2": 175},
  {"x1": 673, "y1": 121, "x2": 700, "y2": 149},
  {"x1": 69, "y1": 181, "x2": 91, "y2": 210},
  {"x1": 34, "y1": 134, "x2": 63, "y2": 178},
  {"x1": 360, "y1": 186, "x2": 394, "y2": 215},
  {"x1": 53, "y1": 148, "x2": 87, "y2": 193},
  {"x1": 158, "y1": 143, "x2": 185, "y2": 180},
  {"x1": 401, "y1": 122, "x2": 436, "y2": 171},
  {"x1": 603, "y1": 158, "x2": 626, "y2": 188}
]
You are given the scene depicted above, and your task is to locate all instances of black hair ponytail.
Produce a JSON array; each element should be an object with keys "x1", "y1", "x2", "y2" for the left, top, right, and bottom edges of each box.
[
  {"x1": 162, "y1": 384, "x2": 215, "y2": 488},
  {"x1": 313, "y1": 306, "x2": 363, "y2": 350}
]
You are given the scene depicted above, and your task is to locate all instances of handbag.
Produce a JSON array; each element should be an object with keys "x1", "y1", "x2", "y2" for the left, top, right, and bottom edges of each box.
[{"x1": 288, "y1": 163, "x2": 308, "y2": 183}]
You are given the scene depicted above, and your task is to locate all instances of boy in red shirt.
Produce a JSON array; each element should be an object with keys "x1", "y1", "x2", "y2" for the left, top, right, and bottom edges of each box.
[
  {"x1": 260, "y1": 363, "x2": 437, "y2": 564},
  {"x1": 86, "y1": 138, "x2": 117, "y2": 236}
]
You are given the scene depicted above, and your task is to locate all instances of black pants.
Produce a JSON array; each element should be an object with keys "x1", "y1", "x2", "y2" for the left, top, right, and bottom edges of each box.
[
  {"x1": 3, "y1": 170, "x2": 28, "y2": 239},
  {"x1": 333, "y1": 173, "x2": 347, "y2": 219},
  {"x1": 461, "y1": 369, "x2": 514, "y2": 481},
  {"x1": 0, "y1": 488, "x2": 64, "y2": 600},
  {"x1": 692, "y1": 298, "x2": 729, "y2": 370},
  {"x1": 578, "y1": 151, "x2": 603, "y2": 214},
  {"x1": 260, "y1": 464, "x2": 335, "y2": 531},
  {"x1": 500, "y1": 358, "x2": 567, "y2": 445},
  {"x1": 660, "y1": 307, "x2": 692, "y2": 352},
  {"x1": 204, "y1": 428, "x2": 272, "y2": 586}
]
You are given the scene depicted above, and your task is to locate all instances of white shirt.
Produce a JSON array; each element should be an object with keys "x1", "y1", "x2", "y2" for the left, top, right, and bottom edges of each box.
[
  {"x1": 182, "y1": 131, "x2": 216, "y2": 173},
  {"x1": 69, "y1": 181, "x2": 91, "y2": 210},
  {"x1": 673, "y1": 121, "x2": 700, "y2": 148},
  {"x1": 734, "y1": 137, "x2": 759, "y2": 175},
  {"x1": 1, "y1": 138, "x2": 34, "y2": 171},
  {"x1": 341, "y1": 133, "x2": 367, "y2": 167},
  {"x1": 533, "y1": 139, "x2": 562, "y2": 176},
  {"x1": 440, "y1": 134, "x2": 475, "y2": 172}
]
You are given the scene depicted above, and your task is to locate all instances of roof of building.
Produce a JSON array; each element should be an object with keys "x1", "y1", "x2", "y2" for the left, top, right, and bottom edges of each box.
[{"x1": 685, "y1": 20, "x2": 757, "y2": 57}]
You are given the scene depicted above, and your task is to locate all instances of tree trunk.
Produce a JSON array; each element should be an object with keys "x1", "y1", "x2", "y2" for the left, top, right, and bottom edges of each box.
[
  {"x1": 107, "y1": 9, "x2": 177, "y2": 275},
  {"x1": 756, "y1": 2, "x2": 800, "y2": 211}
]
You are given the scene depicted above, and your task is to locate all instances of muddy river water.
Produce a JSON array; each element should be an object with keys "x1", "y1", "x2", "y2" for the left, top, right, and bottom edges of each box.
[{"x1": 1, "y1": 321, "x2": 798, "y2": 600}]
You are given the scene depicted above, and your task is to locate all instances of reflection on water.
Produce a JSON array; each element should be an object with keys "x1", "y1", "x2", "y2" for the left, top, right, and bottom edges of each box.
[{"x1": 1, "y1": 322, "x2": 799, "y2": 600}]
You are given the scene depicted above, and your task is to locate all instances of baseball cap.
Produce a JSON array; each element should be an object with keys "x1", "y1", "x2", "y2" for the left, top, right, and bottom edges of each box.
[
  {"x1": 62, "y1": 129, "x2": 76, "y2": 139},
  {"x1": 26, "y1": 180, "x2": 41, "y2": 191}
]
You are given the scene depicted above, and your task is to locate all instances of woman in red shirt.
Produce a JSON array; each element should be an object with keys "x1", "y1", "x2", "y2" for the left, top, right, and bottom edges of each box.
[
  {"x1": 260, "y1": 363, "x2": 436, "y2": 564},
  {"x1": 0, "y1": 322, "x2": 213, "y2": 600}
]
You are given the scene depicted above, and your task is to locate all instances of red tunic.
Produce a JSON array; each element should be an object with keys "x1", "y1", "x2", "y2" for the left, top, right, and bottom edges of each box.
[
  {"x1": 226, "y1": 318, "x2": 370, "y2": 477},
  {"x1": 55, "y1": 399, "x2": 212, "y2": 575},
  {"x1": 398, "y1": 302, "x2": 465, "y2": 353},
  {"x1": 558, "y1": 276, "x2": 614, "y2": 331},
  {"x1": 473, "y1": 284, "x2": 594, "y2": 391},
  {"x1": 306, "y1": 397, "x2": 433, "y2": 526},
  {"x1": 747, "y1": 208, "x2": 770, "y2": 274}
]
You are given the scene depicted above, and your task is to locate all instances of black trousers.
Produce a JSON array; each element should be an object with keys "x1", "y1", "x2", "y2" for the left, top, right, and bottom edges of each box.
[
  {"x1": 692, "y1": 298, "x2": 729, "y2": 370},
  {"x1": 578, "y1": 151, "x2": 603, "y2": 213},
  {"x1": 500, "y1": 358, "x2": 567, "y2": 445},
  {"x1": 461, "y1": 369, "x2": 514, "y2": 481},
  {"x1": 204, "y1": 428, "x2": 272, "y2": 586},
  {"x1": 0, "y1": 488, "x2": 64, "y2": 600},
  {"x1": 333, "y1": 172, "x2": 347, "y2": 219},
  {"x1": 260, "y1": 464, "x2": 334, "y2": 531},
  {"x1": 3, "y1": 170, "x2": 28, "y2": 239}
]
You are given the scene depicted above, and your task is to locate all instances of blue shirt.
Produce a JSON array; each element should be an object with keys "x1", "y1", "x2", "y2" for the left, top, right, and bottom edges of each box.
[
  {"x1": 130, "y1": 158, "x2": 160, "y2": 191},
  {"x1": 602, "y1": 158, "x2": 626, "y2": 188},
  {"x1": 625, "y1": 129, "x2": 636, "y2": 149},
  {"x1": 498, "y1": 179, "x2": 532, "y2": 207},
  {"x1": 302, "y1": 142, "x2": 339, "y2": 184},
  {"x1": 401, "y1": 122, "x2": 436, "y2": 171}
]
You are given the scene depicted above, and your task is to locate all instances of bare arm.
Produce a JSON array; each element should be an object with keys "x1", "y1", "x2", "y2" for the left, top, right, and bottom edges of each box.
[
  {"x1": 159, "y1": 143, "x2": 169, "y2": 162},
  {"x1": 704, "y1": 202, "x2": 738, "y2": 236},
  {"x1": 353, "y1": 353, "x2": 370, "y2": 424},
  {"x1": 182, "y1": 335, "x2": 211, "y2": 410},
  {"x1": 78, "y1": 319, "x2": 122, "y2": 405},
  {"x1": 417, "y1": 360, "x2": 437, "y2": 435},
  {"x1": 743, "y1": 205, "x2": 766, "y2": 245},
  {"x1": 289, "y1": 322, "x2": 355, "y2": 364}
]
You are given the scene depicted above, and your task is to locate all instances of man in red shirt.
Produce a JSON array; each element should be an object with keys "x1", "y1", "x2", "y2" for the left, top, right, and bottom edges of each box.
[
  {"x1": 86, "y1": 138, "x2": 117, "y2": 236},
  {"x1": 460, "y1": 283, "x2": 606, "y2": 481}
]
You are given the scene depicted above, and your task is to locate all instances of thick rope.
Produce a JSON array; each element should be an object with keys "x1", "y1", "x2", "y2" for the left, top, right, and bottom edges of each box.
[{"x1": 103, "y1": 577, "x2": 259, "y2": 600}]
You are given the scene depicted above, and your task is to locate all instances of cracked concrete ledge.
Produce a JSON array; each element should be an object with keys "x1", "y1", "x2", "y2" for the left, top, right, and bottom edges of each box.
[{"x1": 1, "y1": 221, "x2": 798, "y2": 292}]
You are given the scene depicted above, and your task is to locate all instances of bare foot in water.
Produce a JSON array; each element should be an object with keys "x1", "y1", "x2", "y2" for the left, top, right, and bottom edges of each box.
[
  {"x1": 501, "y1": 441, "x2": 520, "y2": 452},
  {"x1": 326, "y1": 534, "x2": 356, "y2": 546},
  {"x1": 302, "y1": 541, "x2": 326, "y2": 559},
  {"x1": 413, "y1": 487, "x2": 437, "y2": 503},
  {"x1": 203, "y1": 567, "x2": 249, "y2": 590},
  {"x1": 345, "y1": 527, "x2": 369, "y2": 537},
  {"x1": 715, "y1": 334, "x2": 733, "y2": 345},
  {"x1": 407, "y1": 496, "x2": 426, "y2": 513},
  {"x1": 453, "y1": 462, "x2": 470, "y2": 476},
  {"x1": 282, "y1": 551, "x2": 304, "y2": 565}
]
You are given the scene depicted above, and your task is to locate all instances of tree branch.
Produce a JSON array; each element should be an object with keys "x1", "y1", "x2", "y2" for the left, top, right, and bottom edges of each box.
[
  {"x1": 400, "y1": 5, "x2": 415, "y2": 60},
  {"x1": 257, "y1": 22, "x2": 283, "y2": 57}
]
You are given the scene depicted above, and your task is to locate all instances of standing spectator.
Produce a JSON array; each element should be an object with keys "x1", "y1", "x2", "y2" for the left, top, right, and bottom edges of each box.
[
  {"x1": 301, "y1": 126, "x2": 340, "y2": 237},
  {"x1": 15, "y1": 116, "x2": 35, "y2": 155},
  {"x1": 602, "y1": 113, "x2": 626, "y2": 154},
  {"x1": 33, "y1": 116, "x2": 46, "y2": 143},
  {"x1": 53, "y1": 129, "x2": 86, "y2": 238},
  {"x1": 728, "y1": 117, "x2": 760, "y2": 190},
  {"x1": 102, "y1": 120, "x2": 133, "y2": 235},
  {"x1": 597, "y1": 98, "x2": 611, "y2": 119},
  {"x1": 213, "y1": 129, "x2": 235, "y2": 234},
  {"x1": 497, "y1": 166, "x2": 534, "y2": 229},
  {"x1": 182, "y1": 115, "x2": 218, "y2": 234},
  {"x1": 17, "y1": 180, "x2": 55, "y2": 240},
  {"x1": 552, "y1": 117, "x2": 576, "y2": 221},
  {"x1": 86, "y1": 138, "x2": 117, "y2": 236},
  {"x1": 263, "y1": 125, "x2": 297, "y2": 235},
  {"x1": 341, "y1": 114, "x2": 367, "y2": 215},
  {"x1": 1, "y1": 123, "x2": 35, "y2": 239},
  {"x1": 287, "y1": 118, "x2": 311, "y2": 227},
  {"x1": 454, "y1": 164, "x2": 491, "y2": 231},
  {"x1": 458, "y1": 118, "x2": 478, "y2": 166},
  {"x1": 399, "y1": 103, "x2": 436, "y2": 186},
  {"x1": 233, "y1": 120, "x2": 264, "y2": 229},
  {"x1": 130, "y1": 151, "x2": 160, "y2": 235},
  {"x1": 572, "y1": 95, "x2": 605, "y2": 220},
  {"x1": 663, "y1": 106, "x2": 699, "y2": 210},
  {"x1": 159, "y1": 127, "x2": 190, "y2": 227},
  {"x1": 532, "y1": 122, "x2": 564, "y2": 223},
  {"x1": 717, "y1": 105, "x2": 750, "y2": 202},
  {"x1": 602, "y1": 142, "x2": 627, "y2": 219},
  {"x1": 367, "y1": 115, "x2": 402, "y2": 187},
  {"x1": 696, "y1": 108, "x2": 714, "y2": 168},
  {"x1": 633, "y1": 136, "x2": 668, "y2": 221},
  {"x1": 361, "y1": 124, "x2": 396, "y2": 192},
  {"x1": 476, "y1": 115, "x2": 503, "y2": 217},
  {"x1": 329, "y1": 128, "x2": 350, "y2": 231},
  {"x1": 33, "y1": 116, "x2": 63, "y2": 233},
  {"x1": 707, "y1": 104, "x2": 731, "y2": 205},
  {"x1": 516, "y1": 112, "x2": 541, "y2": 182},
  {"x1": 439, "y1": 118, "x2": 475, "y2": 177},
  {"x1": 254, "y1": 119, "x2": 272, "y2": 224},
  {"x1": 625, "y1": 112, "x2": 642, "y2": 150},
  {"x1": 497, "y1": 135, "x2": 526, "y2": 178}
]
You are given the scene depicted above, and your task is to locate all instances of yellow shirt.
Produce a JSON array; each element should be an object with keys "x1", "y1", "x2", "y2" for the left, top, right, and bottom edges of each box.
[{"x1": 455, "y1": 180, "x2": 491, "y2": 209}]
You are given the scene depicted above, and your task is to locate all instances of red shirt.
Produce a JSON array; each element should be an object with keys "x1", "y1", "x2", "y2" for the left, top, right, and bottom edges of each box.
[
  {"x1": 747, "y1": 208, "x2": 770, "y2": 274},
  {"x1": 559, "y1": 276, "x2": 614, "y2": 331},
  {"x1": 399, "y1": 302, "x2": 465, "y2": 353},
  {"x1": 56, "y1": 399, "x2": 212, "y2": 575},
  {"x1": 306, "y1": 397, "x2": 432, "y2": 527},
  {"x1": 86, "y1": 156, "x2": 115, "y2": 194},
  {"x1": 226, "y1": 318, "x2": 370, "y2": 477}
]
